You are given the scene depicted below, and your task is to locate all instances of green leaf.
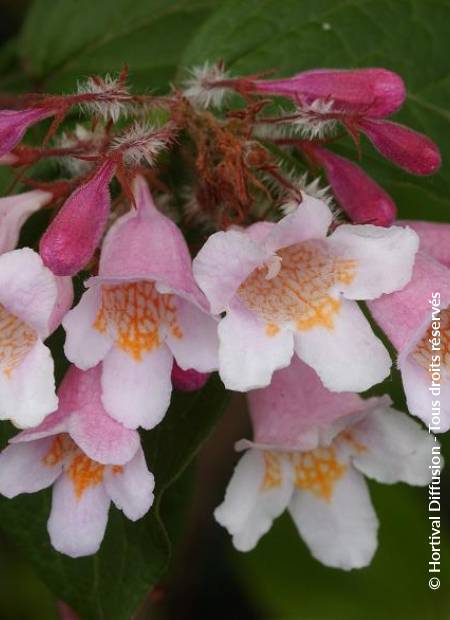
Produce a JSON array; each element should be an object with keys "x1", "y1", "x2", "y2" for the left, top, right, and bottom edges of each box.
[
  {"x1": 182, "y1": 0, "x2": 450, "y2": 223},
  {"x1": 0, "y1": 375, "x2": 229, "y2": 620},
  {"x1": 19, "y1": 0, "x2": 220, "y2": 92}
]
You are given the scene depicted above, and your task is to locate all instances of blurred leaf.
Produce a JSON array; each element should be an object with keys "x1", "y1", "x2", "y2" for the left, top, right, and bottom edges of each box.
[
  {"x1": 183, "y1": 0, "x2": 450, "y2": 223},
  {"x1": 19, "y1": 0, "x2": 219, "y2": 91},
  {"x1": 0, "y1": 375, "x2": 229, "y2": 620},
  {"x1": 233, "y1": 482, "x2": 450, "y2": 620}
]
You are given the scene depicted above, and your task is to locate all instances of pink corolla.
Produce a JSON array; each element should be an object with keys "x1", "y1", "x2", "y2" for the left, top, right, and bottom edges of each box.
[
  {"x1": 0, "y1": 107, "x2": 55, "y2": 158},
  {"x1": 193, "y1": 195, "x2": 418, "y2": 392},
  {"x1": 369, "y1": 251, "x2": 450, "y2": 432},
  {"x1": 0, "y1": 248, "x2": 72, "y2": 427},
  {"x1": 40, "y1": 160, "x2": 116, "y2": 276},
  {"x1": 215, "y1": 358, "x2": 435, "y2": 569},
  {"x1": 250, "y1": 68, "x2": 405, "y2": 118},
  {"x1": 0, "y1": 365, "x2": 155, "y2": 558},
  {"x1": 0, "y1": 189, "x2": 53, "y2": 254},
  {"x1": 304, "y1": 144, "x2": 396, "y2": 226},
  {"x1": 63, "y1": 175, "x2": 218, "y2": 429}
]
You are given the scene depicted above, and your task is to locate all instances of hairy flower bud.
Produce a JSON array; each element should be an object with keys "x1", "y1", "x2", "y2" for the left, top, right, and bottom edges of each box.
[
  {"x1": 40, "y1": 160, "x2": 116, "y2": 275},
  {"x1": 252, "y1": 68, "x2": 406, "y2": 117},
  {"x1": 171, "y1": 360, "x2": 210, "y2": 392},
  {"x1": 359, "y1": 119, "x2": 441, "y2": 175},
  {"x1": 308, "y1": 145, "x2": 396, "y2": 226},
  {"x1": 0, "y1": 107, "x2": 55, "y2": 157}
]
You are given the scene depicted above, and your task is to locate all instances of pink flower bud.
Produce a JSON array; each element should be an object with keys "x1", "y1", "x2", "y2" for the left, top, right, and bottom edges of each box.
[
  {"x1": 171, "y1": 360, "x2": 210, "y2": 392},
  {"x1": 309, "y1": 145, "x2": 396, "y2": 226},
  {"x1": 359, "y1": 119, "x2": 441, "y2": 175},
  {"x1": 252, "y1": 68, "x2": 405, "y2": 117},
  {"x1": 0, "y1": 107, "x2": 55, "y2": 157},
  {"x1": 40, "y1": 160, "x2": 116, "y2": 275}
]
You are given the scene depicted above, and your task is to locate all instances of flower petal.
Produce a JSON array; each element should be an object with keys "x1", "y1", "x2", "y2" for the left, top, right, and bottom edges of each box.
[
  {"x1": 0, "y1": 340, "x2": 57, "y2": 428},
  {"x1": 63, "y1": 287, "x2": 113, "y2": 370},
  {"x1": 193, "y1": 230, "x2": 269, "y2": 314},
  {"x1": 263, "y1": 195, "x2": 333, "y2": 253},
  {"x1": 166, "y1": 298, "x2": 219, "y2": 373},
  {"x1": 289, "y1": 467, "x2": 378, "y2": 569},
  {"x1": 0, "y1": 248, "x2": 57, "y2": 337},
  {"x1": 104, "y1": 447, "x2": 155, "y2": 520},
  {"x1": 101, "y1": 345, "x2": 173, "y2": 430},
  {"x1": 215, "y1": 449, "x2": 293, "y2": 552},
  {"x1": 0, "y1": 438, "x2": 62, "y2": 497},
  {"x1": 0, "y1": 190, "x2": 52, "y2": 254},
  {"x1": 351, "y1": 406, "x2": 438, "y2": 485},
  {"x1": 327, "y1": 223, "x2": 419, "y2": 300},
  {"x1": 218, "y1": 301, "x2": 294, "y2": 391},
  {"x1": 295, "y1": 299, "x2": 391, "y2": 392},
  {"x1": 48, "y1": 474, "x2": 110, "y2": 558}
]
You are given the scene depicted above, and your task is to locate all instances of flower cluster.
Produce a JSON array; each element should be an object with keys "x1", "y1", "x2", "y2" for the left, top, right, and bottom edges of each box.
[{"x1": 0, "y1": 63, "x2": 446, "y2": 570}]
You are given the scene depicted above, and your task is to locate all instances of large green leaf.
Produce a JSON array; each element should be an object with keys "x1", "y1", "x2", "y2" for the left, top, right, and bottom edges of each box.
[
  {"x1": 0, "y1": 375, "x2": 229, "y2": 620},
  {"x1": 182, "y1": 0, "x2": 450, "y2": 222},
  {"x1": 18, "y1": 0, "x2": 219, "y2": 91}
]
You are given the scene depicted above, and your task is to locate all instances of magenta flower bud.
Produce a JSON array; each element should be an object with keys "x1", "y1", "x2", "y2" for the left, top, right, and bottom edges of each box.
[
  {"x1": 310, "y1": 145, "x2": 396, "y2": 226},
  {"x1": 0, "y1": 107, "x2": 55, "y2": 157},
  {"x1": 359, "y1": 119, "x2": 441, "y2": 175},
  {"x1": 171, "y1": 360, "x2": 210, "y2": 392},
  {"x1": 252, "y1": 68, "x2": 405, "y2": 117},
  {"x1": 40, "y1": 160, "x2": 116, "y2": 275}
]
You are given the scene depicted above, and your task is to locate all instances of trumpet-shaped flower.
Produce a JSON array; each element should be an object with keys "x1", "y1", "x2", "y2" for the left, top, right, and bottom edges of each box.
[
  {"x1": 0, "y1": 248, "x2": 72, "y2": 427},
  {"x1": 63, "y1": 176, "x2": 218, "y2": 429},
  {"x1": 215, "y1": 358, "x2": 436, "y2": 569},
  {"x1": 369, "y1": 252, "x2": 450, "y2": 431},
  {"x1": 0, "y1": 190, "x2": 53, "y2": 254},
  {"x1": 193, "y1": 196, "x2": 418, "y2": 392},
  {"x1": 0, "y1": 365, "x2": 154, "y2": 558}
]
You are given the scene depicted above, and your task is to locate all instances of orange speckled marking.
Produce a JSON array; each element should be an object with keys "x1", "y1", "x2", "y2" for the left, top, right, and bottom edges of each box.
[
  {"x1": 260, "y1": 451, "x2": 283, "y2": 491},
  {"x1": 339, "y1": 430, "x2": 367, "y2": 455},
  {"x1": 238, "y1": 240, "x2": 356, "y2": 332},
  {"x1": 289, "y1": 446, "x2": 347, "y2": 500},
  {"x1": 94, "y1": 281, "x2": 182, "y2": 360},
  {"x1": 42, "y1": 434, "x2": 124, "y2": 500},
  {"x1": 0, "y1": 303, "x2": 37, "y2": 377},
  {"x1": 68, "y1": 452, "x2": 105, "y2": 499},
  {"x1": 413, "y1": 307, "x2": 450, "y2": 371}
]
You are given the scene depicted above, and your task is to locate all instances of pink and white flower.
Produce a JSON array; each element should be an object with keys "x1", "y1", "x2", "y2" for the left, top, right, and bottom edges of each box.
[
  {"x1": 0, "y1": 190, "x2": 53, "y2": 254},
  {"x1": 193, "y1": 196, "x2": 418, "y2": 392},
  {"x1": 0, "y1": 248, "x2": 72, "y2": 427},
  {"x1": 63, "y1": 175, "x2": 218, "y2": 429},
  {"x1": 0, "y1": 364, "x2": 155, "y2": 558},
  {"x1": 369, "y1": 251, "x2": 450, "y2": 431},
  {"x1": 215, "y1": 358, "x2": 436, "y2": 569}
]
